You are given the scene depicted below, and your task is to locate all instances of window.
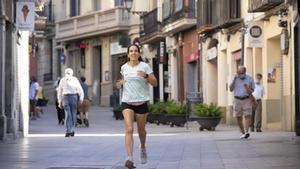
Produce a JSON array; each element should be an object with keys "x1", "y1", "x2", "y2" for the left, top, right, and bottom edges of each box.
[
  {"x1": 163, "y1": 0, "x2": 171, "y2": 19},
  {"x1": 114, "y1": 0, "x2": 124, "y2": 6},
  {"x1": 94, "y1": 0, "x2": 101, "y2": 11},
  {"x1": 70, "y1": 0, "x2": 80, "y2": 17},
  {"x1": 174, "y1": 0, "x2": 183, "y2": 13}
]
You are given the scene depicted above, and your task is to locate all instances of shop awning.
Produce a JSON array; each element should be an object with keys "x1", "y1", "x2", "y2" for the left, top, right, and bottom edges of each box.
[
  {"x1": 185, "y1": 51, "x2": 199, "y2": 62},
  {"x1": 232, "y1": 50, "x2": 241, "y2": 61}
]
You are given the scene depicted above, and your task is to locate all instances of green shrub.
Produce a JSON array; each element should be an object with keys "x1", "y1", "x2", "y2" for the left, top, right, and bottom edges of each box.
[
  {"x1": 193, "y1": 103, "x2": 224, "y2": 117},
  {"x1": 149, "y1": 101, "x2": 167, "y2": 114},
  {"x1": 112, "y1": 104, "x2": 122, "y2": 112},
  {"x1": 165, "y1": 100, "x2": 187, "y2": 115}
]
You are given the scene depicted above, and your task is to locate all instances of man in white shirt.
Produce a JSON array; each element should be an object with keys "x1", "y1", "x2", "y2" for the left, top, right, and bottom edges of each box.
[
  {"x1": 251, "y1": 73, "x2": 264, "y2": 132},
  {"x1": 57, "y1": 68, "x2": 84, "y2": 137}
]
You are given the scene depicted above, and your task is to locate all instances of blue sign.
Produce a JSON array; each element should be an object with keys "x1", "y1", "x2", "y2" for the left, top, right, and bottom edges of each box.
[{"x1": 60, "y1": 52, "x2": 65, "y2": 64}]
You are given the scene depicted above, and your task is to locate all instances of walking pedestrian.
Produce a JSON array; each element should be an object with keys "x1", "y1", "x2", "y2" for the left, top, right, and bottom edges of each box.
[
  {"x1": 29, "y1": 76, "x2": 39, "y2": 120},
  {"x1": 57, "y1": 68, "x2": 84, "y2": 137},
  {"x1": 36, "y1": 86, "x2": 45, "y2": 117},
  {"x1": 54, "y1": 78, "x2": 65, "y2": 125},
  {"x1": 78, "y1": 76, "x2": 90, "y2": 127},
  {"x1": 251, "y1": 73, "x2": 264, "y2": 132},
  {"x1": 230, "y1": 66, "x2": 255, "y2": 139},
  {"x1": 116, "y1": 44, "x2": 157, "y2": 168}
]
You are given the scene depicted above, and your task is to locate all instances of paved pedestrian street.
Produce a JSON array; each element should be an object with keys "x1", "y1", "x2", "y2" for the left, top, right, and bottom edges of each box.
[{"x1": 0, "y1": 105, "x2": 299, "y2": 169}]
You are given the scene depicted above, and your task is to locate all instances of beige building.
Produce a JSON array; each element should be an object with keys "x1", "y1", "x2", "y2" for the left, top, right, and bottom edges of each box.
[
  {"x1": 53, "y1": 0, "x2": 146, "y2": 106},
  {"x1": 141, "y1": 0, "x2": 199, "y2": 103},
  {"x1": 198, "y1": 0, "x2": 297, "y2": 131}
]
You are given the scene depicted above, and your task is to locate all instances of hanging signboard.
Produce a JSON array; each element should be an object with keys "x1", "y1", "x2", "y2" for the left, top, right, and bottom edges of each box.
[
  {"x1": 246, "y1": 21, "x2": 264, "y2": 48},
  {"x1": 206, "y1": 47, "x2": 217, "y2": 61},
  {"x1": 16, "y1": 2, "x2": 35, "y2": 31}
]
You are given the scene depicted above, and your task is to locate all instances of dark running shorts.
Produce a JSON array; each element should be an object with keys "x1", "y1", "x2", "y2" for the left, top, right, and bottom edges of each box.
[{"x1": 121, "y1": 102, "x2": 149, "y2": 114}]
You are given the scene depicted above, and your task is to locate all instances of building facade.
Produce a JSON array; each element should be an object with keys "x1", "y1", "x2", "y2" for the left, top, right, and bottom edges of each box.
[
  {"x1": 293, "y1": 0, "x2": 299, "y2": 136},
  {"x1": 30, "y1": 0, "x2": 56, "y2": 104},
  {"x1": 52, "y1": 0, "x2": 146, "y2": 106},
  {"x1": 198, "y1": 0, "x2": 298, "y2": 132},
  {"x1": 0, "y1": 0, "x2": 21, "y2": 140},
  {"x1": 140, "y1": 0, "x2": 199, "y2": 103}
]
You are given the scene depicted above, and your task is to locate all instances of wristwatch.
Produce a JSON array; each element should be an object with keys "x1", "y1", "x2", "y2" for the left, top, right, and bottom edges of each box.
[{"x1": 144, "y1": 74, "x2": 149, "y2": 79}]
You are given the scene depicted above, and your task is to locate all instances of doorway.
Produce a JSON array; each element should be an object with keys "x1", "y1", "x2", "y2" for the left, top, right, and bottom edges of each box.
[
  {"x1": 187, "y1": 61, "x2": 198, "y2": 92},
  {"x1": 92, "y1": 46, "x2": 102, "y2": 105},
  {"x1": 67, "y1": 49, "x2": 81, "y2": 77}
]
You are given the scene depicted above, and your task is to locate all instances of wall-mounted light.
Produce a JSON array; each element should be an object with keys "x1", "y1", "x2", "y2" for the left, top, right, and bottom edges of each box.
[
  {"x1": 124, "y1": 0, "x2": 133, "y2": 13},
  {"x1": 278, "y1": 8, "x2": 288, "y2": 28},
  {"x1": 124, "y1": 0, "x2": 148, "y2": 16}
]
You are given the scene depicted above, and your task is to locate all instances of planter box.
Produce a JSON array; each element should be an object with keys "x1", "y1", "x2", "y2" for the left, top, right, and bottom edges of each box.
[
  {"x1": 156, "y1": 113, "x2": 169, "y2": 125},
  {"x1": 165, "y1": 114, "x2": 187, "y2": 127},
  {"x1": 147, "y1": 113, "x2": 159, "y2": 123},
  {"x1": 197, "y1": 117, "x2": 222, "y2": 131}
]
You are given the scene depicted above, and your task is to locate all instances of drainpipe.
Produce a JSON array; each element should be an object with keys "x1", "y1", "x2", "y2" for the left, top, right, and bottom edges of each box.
[
  {"x1": 0, "y1": 0, "x2": 7, "y2": 140},
  {"x1": 198, "y1": 35, "x2": 203, "y2": 100},
  {"x1": 240, "y1": 26, "x2": 246, "y2": 66}
]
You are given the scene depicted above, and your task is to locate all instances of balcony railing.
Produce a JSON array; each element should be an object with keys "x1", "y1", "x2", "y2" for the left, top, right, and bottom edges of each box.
[
  {"x1": 197, "y1": 0, "x2": 241, "y2": 33},
  {"x1": 162, "y1": 0, "x2": 196, "y2": 26},
  {"x1": 140, "y1": 9, "x2": 161, "y2": 37},
  {"x1": 56, "y1": 7, "x2": 130, "y2": 42},
  {"x1": 161, "y1": 0, "x2": 196, "y2": 34},
  {"x1": 248, "y1": 0, "x2": 284, "y2": 13}
]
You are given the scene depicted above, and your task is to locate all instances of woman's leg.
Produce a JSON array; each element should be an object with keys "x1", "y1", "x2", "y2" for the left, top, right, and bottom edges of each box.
[
  {"x1": 135, "y1": 113, "x2": 148, "y2": 149},
  {"x1": 136, "y1": 113, "x2": 148, "y2": 164},
  {"x1": 122, "y1": 109, "x2": 135, "y2": 157}
]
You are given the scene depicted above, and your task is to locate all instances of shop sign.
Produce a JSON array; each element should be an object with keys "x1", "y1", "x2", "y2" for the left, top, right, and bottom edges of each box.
[
  {"x1": 160, "y1": 42, "x2": 166, "y2": 63},
  {"x1": 206, "y1": 47, "x2": 217, "y2": 61},
  {"x1": 280, "y1": 28, "x2": 289, "y2": 55},
  {"x1": 110, "y1": 42, "x2": 127, "y2": 55}
]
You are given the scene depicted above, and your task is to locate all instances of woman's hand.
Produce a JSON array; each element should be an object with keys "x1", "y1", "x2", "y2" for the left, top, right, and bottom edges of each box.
[
  {"x1": 137, "y1": 71, "x2": 147, "y2": 78},
  {"x1": 116, "y1": 79, "x2": 125, "y2": 89},
  {"x1": 138, "y1": 71, "x2": 158, "y2": 87}
]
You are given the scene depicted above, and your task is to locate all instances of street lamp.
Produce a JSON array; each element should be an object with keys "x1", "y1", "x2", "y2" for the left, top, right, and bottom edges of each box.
[
  {"x1": 124, "y1": 0, "x2": 133, "y2": 12},
  {"x1": 124, "y1": 0, "x2": 148, "y2": 16}
]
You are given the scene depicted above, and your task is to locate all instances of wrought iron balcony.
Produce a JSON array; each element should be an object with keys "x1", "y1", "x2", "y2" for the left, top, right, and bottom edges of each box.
[
  {"x1": 197, "y1": 0, "x2": 242, "y2": 34},
  {"x1": 248, "y1": 0, "x2": 284, "y2": 13},
  {"x1": 140, "y1": 8, "x2": 164, "y2": 44},
  {"x1": 55, "y1": 7, "x2": 130, "y2": 42},
  {"x1": 162, "y1": 0, "x2": 196, "y2": 34}
]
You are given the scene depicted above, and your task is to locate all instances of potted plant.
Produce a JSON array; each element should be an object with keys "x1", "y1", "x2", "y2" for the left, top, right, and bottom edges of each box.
[
  {"x1": 148, "y1": 101, "x2": 168, "y2": 125},
  {"x1": 193, "y1": 103, "x2": 224, "y2": 131},
  {"x1": 165, "y1": 100, "x2": 187, "y2": 127},
  {"x1": 112, "y1": 104, "x2": 123, "y2": 120}
]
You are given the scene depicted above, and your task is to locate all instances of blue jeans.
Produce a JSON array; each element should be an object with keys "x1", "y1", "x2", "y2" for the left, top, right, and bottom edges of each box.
[{"x1": 63, "y1": 94, "x2": 78, "y2": 133}]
